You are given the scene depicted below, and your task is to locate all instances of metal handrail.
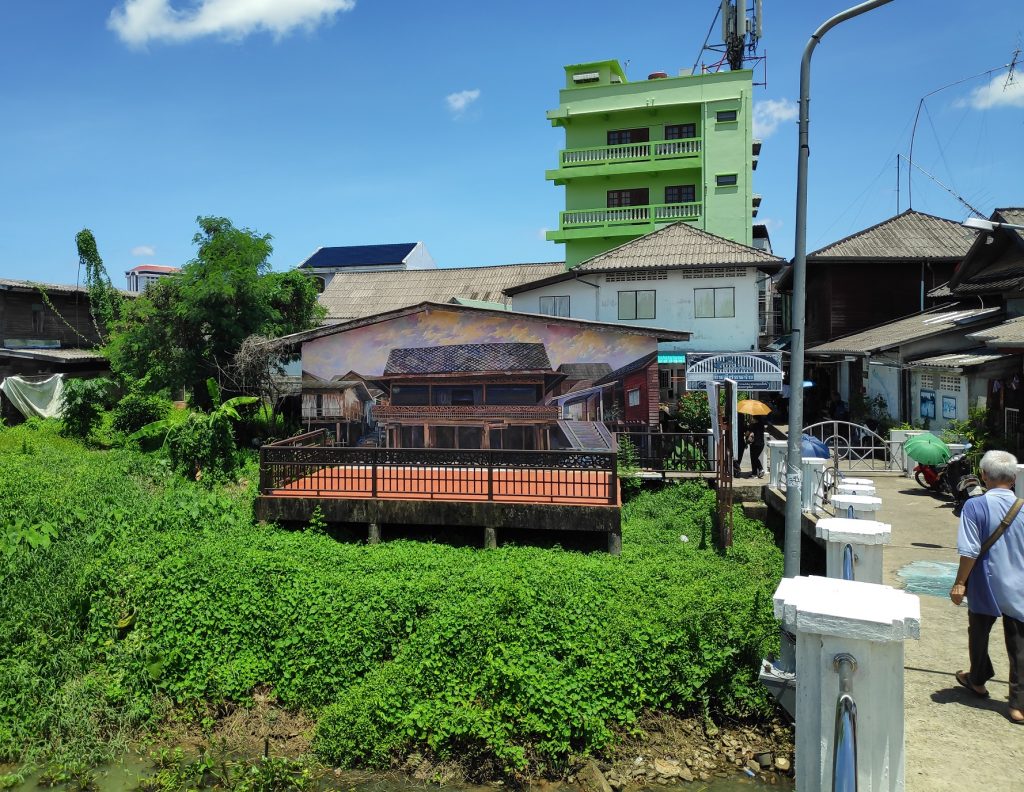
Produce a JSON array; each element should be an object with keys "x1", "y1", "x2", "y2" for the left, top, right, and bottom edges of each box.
[
  {"x1": 842, "y1": 543, "x2": 855, "y2": 581},
  {"x1": 833, "y1": 654, "x2": 859, "y2": 792}
]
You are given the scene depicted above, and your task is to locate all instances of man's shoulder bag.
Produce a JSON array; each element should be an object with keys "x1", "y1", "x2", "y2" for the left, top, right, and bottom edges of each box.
[{"x1": 966, "y1": 497, "x2": 1024, "y2": 593}]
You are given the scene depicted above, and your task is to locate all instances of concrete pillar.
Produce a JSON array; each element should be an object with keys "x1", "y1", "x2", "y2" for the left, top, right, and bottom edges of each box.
[
  {"x1": 831, "y1": 493, "x2": 882, "y2": 521},
  {"x1": 484, "y1": 526, "x2": 497, "y2": 549},
  {"x1": 368, "y1": 522, "x2": 381, "y2": 544},
  {"x1": 768, "y1": 440, "x2": 787, "y2": 488},
  {"x1": 800, "y1": 457, "x2": 827, "y2": 515},
  {"x1": 893, "y1": 430, "x2": 928, "y2": 476},
  {"x1": 774, "y1": 576, "x2": 920, "y2": 792},
  {"x1": 841, "y1": 477, "x2": 875, "y2": 486},
  {"x1": 1015, "y1": 464, "x2": 1024, "y2": 499},
  {"x1": 835, "y1": 482, "x2": 876, "y2": 496},
  {"x1": 607, "y1": 529, "x2": 622, "y2": 556},
  {"x1": 815, "y1": 517, "x2": 891, "y2": 584}
]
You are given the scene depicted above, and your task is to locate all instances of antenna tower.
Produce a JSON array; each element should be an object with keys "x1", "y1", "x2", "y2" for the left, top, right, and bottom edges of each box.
[{"x1": 692, "y1": 1, "x2": 766, "y2": 80}]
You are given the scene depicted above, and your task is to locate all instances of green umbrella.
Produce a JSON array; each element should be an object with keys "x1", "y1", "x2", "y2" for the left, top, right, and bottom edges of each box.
[{"x1": 904, "y1": 434, "x2": 951, "y2": 465}]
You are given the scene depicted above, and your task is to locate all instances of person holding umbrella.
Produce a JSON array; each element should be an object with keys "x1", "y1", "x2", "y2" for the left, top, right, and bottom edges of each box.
[{"x1": 737, "y1": 399, "x2": 772, "y2": 478}]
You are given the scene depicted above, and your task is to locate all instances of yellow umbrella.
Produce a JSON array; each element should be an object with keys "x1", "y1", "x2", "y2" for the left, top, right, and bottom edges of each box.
[{"x1": 737, "y1": 399, "x2": 772, "y2": 416}]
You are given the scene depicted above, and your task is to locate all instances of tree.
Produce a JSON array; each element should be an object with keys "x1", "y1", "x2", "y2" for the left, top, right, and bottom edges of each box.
[{"x1": 107, "y1": 216, "x2": 324, "y2": 401}]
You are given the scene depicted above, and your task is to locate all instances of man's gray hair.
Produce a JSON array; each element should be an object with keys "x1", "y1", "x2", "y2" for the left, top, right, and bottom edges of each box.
[{"x1": 980, "y1": 450, "x2": 1019, "y2": 484}]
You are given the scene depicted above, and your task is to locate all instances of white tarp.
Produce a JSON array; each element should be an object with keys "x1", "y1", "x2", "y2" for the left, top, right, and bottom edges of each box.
[{"x1": 0, "y1": 374, "x2": 66, "y2": 419}]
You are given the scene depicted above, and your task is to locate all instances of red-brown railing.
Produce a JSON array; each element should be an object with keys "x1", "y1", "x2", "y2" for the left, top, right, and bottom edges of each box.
[{"x1": 258, "y1": 437, "x2": 618, "y2": 506}]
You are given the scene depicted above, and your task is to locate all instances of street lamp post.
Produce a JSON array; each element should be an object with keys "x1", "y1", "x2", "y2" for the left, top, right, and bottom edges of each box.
[
  {"x1": 963, "y1": 217, "x2": 1024, "y2": 233},
  {"x1": 781, "y1": 0, "x2": 895, "y2": 673}
]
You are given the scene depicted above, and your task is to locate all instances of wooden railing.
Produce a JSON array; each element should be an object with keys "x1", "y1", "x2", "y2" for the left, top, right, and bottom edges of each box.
[
  {"x1": 560, "y1": 202, "x2": 702, "y2": 230},
  {"x1": 258, "y1": 441, "x2": 619, "y2": 505},
  {"x1": 559, "y1": 138, "x2": 701, "y2": 168}
]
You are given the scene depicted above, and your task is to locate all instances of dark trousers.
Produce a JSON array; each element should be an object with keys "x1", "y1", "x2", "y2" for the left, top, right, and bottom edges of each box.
[
  {"x1": 749, "y1": 440, "x2": 765, "y2": 475},
  {"x1": 968, "y1": 610, "x2": 1024, "y2": 710}
]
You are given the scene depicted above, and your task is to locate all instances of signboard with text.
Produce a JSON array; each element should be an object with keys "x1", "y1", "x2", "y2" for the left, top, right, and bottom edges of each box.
[{"x1": 685, "y1": 352, "x2": 784, "y2": 392}]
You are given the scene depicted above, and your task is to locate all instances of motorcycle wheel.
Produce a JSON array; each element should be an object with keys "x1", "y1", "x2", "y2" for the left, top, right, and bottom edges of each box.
[{"x1": 914, "y1": 471, "x2": 931, "y2": 490}]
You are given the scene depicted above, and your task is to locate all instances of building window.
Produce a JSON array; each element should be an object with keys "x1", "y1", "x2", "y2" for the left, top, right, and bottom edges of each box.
[
  {"x1": 627, "y1": 388, "x2": 641, "y2": 407},
  {"x1": 607, "y1": 127, "x2": 650, "y2": 145},
  {"x1": 665, "y1": 184, "x2": 696, "y2": 204},
  {"x1": 694, "y1": 287, "x2": 735, "y2": 318},
  {"x1": 618, "y1": 290, "x2": 656, "y2": 320},
  {"x1": 715, "y1": 174, "x2": 738, "y2": 187},
  {"x1": 607, "y1": 188, "x2": 650, "y2": 208},
  {"x1": 716, "y1": 109, "x2": 738, "y2": 122},
  {"x1": 31, "y1": 304, "x2": 45, "y2": 334},
  {"x1": 665, "y1": 123, "x2": 697, "y2": 139},
  {"x1": 539, "y1": 295, "x2": 570, "y2": 317}
]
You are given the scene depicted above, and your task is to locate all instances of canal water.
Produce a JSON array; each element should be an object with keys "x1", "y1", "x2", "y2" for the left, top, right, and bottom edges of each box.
[{"x1": 10, "y1": 752, "x2": 790, "y2": 792}]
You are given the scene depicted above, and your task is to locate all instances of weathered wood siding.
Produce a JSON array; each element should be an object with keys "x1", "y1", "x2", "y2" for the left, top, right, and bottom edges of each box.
[{"x1": 0, "y1": 289, "x2": 102, "y2": 348}]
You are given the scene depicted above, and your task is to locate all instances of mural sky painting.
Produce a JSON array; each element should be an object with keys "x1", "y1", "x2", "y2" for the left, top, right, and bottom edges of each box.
[{"x1": 301, "y1": 308, "x2": 656, "y2": 380}]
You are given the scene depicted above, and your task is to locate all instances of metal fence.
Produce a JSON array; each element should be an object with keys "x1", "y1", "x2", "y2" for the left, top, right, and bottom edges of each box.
[
  {"x1": 614, "y1": 431, "x2": 716, "y2": 472},
  {"x1": 259, "y1": 434, "x2": 618, "y2": 506},
  {"x1": 803, "y1": 420, "x2": 895, "y2": 471}
]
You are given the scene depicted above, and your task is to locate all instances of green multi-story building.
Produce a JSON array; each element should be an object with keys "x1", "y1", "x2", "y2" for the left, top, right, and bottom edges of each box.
[{"x1": 546, "y1": 60, "x2": 757, "y2": 267}]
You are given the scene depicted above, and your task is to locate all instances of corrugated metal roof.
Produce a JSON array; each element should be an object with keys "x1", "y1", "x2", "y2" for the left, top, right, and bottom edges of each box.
[
  {"x1": 299, "y1": 243, "x2": 419, "y2": 269},
  {"x1": 808, "y1": 210, "x2": 976, "y2": 260},
  {"x1": 574, "y1": 222, "x2": 784, "y2": 272},
  {"x1": 806, "y1": 304, "x2": 1001, "y2": 356},
  {"x1": 968, "y1": 316, "x2": 1024, "y2": 347},
  {"x1": 927, "y1": 282, "x2": 953, "y2": 298},
  {"x1": 997, "y1": 208, "x2": 1024, "y2": 245},
  {"x1": 0, "y1": 278, "x2": 89, "y2": 295},
  {"x1": 907, "y1": 350, "x2": 1010, "y2": 370},
  {"x1": 952, "y1": 239, "x2": 1024, "y2": 295},
  {"x1": 384, "y1": 343, "x2": 551, "y2": 375},
  {"x1": 318, "y1": 263, "x2": 566, "y2": 320},
  {"x1": 0, "y1": 347, "x2": 106, "y2": 362}
]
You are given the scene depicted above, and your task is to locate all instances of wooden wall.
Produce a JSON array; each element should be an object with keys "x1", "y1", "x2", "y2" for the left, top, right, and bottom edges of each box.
[{"x1": 0, "y1": 289, "x2": 103, "y2": 348}]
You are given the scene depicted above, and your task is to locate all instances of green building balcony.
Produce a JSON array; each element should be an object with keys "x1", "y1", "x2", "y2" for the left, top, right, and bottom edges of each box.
[
  {"x1": 547, "y1": 202, "x2": 702, "y2": 241},
  {"x1": 546, "y1": 138, "x2": 701, "y2": 183}
]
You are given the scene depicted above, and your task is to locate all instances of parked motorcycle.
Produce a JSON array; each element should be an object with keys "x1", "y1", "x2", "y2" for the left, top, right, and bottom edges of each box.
[
  {"x1": 913, "y1": 445, "x2": 984, "y2": 516},
  {"x1": 913, "y1": 462, "x2": 945, "y2": 492}
]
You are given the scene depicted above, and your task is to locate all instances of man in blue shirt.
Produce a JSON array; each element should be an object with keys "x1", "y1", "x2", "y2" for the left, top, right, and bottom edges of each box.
[{"x1": 951, "y1": 450, "x2": 1024, "y2": 725}]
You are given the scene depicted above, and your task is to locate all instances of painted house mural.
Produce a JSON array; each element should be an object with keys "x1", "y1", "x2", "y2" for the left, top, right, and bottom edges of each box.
[{"x1": 290, "y1": 303, "x2": 690, "y2": 450}]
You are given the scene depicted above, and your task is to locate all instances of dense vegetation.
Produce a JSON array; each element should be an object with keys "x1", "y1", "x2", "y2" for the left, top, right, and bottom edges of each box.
[{"x1": 0, "y1": 422, "x2": 782, "y2": 780}]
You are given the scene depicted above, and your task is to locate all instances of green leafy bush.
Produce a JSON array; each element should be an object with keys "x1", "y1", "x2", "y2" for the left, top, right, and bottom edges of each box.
[
  {"x1": 111, "y1": 392, "x2": 171, "y2": 435},
  {"x1": 59, "y1": 377, "x2": 114, "y2": 438},
  {"x1": 165, "y1": 411, "x2": 237, "y2": 479},
  {"x1": 0, "y1": 424, "x2": 782, "y2": 776}
]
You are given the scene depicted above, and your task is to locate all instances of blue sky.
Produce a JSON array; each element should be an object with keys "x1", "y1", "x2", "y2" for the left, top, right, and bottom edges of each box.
[{"x1": 1, "y1": 0, "x2": 1022, "y2": 285}]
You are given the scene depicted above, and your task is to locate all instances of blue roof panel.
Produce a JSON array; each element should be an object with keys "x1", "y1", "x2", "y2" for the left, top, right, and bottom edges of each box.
[{"x1": 300, "y1": 243, "x2": 418, "y2": 269}]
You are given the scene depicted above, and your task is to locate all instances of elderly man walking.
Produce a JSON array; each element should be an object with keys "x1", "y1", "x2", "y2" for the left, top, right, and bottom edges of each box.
[{"x1": 950, "y1": 450, "x2": 1024, "y2": 724}]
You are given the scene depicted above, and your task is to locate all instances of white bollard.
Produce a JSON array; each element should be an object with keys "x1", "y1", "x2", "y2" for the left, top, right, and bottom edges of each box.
[
  {"x1": 1016, "y1": 464, "x2": 1024, "y2": 499},
  {"x1": 840, "y1": 477, "x2": 875, "y2": 486},
  {"x1": 897, "y1": 431, "x2": 929, "y2": 477},
  {"x1": 768, "y1": 440, "x2": 787, "y2": 488},
  {"x1": 801, "y1": 457, "x2": 827, "y2": 514},
  {"x1": 831, "y1": 493, "x2": 882, "y2": 521},
  {"x1": 836, "y1": 483, "x2": 876, "y2": 496},
  {"x1": 815, "y1": 517, "x2": 891, "y2": 584},
  {"x1": 774, "y1": 576, "x2": 920, "y2": 792}
]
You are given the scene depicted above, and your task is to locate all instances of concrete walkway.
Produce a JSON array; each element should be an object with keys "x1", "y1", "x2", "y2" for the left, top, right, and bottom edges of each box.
[{"x1": 870, "y1": 474, "x2": 1024, "y2": 790}]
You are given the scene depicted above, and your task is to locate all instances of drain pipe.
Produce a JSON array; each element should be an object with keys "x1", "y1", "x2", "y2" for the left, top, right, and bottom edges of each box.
[{"x1": 782, "y1": 0, "x2": 895, "y2": 673}]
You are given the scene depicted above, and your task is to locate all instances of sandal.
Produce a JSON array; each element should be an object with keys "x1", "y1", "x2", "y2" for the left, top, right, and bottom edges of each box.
[
  {"x1": 1009, "y1": 708, "x2": 1024, "y2": 725},
  {"x1": 955, "y1": 670, "x2": 990, "y2": 698}
]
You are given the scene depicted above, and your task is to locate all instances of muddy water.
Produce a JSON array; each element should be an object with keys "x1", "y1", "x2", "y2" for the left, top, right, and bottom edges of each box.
[{"x1": 11, "y1": 752, "x2": 790, "y2": 792}]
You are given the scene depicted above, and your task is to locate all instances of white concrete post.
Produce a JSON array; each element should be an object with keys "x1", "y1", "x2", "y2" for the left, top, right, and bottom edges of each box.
[
  {"x1": 831, "y1": 493, "x2": 882, "y2": 521},
  {"x1": 891, "y1": 430, "x2": 927, "y2": 477},
  {"x1": 768, "y1": 440, "x2": 787, "y2": 488},
  {"x1": 815, "y1": 517, "x2": 891, "y2": 584},
  {"x1": 774, "y1": 576, "x2": 920, "y2": 792},
  {"x1": 1015, "y1": 464, "x2": 1024, "y2": 499},
  {"x1": 801, "y1": 457, "x2": 827, "y2": 514},
  {"x1": 840, "y1": 477, "x2": 875, "y2": 486},
  {"x1": 835, "y1": 482, "x2": 876, "y2": 496}
]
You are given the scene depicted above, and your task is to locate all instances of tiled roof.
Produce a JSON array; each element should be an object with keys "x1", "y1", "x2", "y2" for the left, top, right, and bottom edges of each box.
[
  {"x1": 968, "y1": 316, "x2": 1024, "y2": 347},
  {"x1": 996, "y1": 208, "x2": 1024, "y2": 245},
  {"x1": 950, "y1": 217, "x2": 1024, "y2": 295},
  {"x1": 806, "y1": 304, "x2": 1001, "y2": 356},
  {"x1": 574, "y1": 222, "x2": 784, "y2": 272},
  {"x1": 127, "y1": 265, "x2": 179, "y2": 273},
  {"x1": 557, "y1": 362, "x2": 613, "y2": 380},
  {"x1": 594, "y1": 351, "x2": 658, "y2": 385},
  {"x1": 318, "y1": 263, "x2": 566, "y2": 320},
  {"x1": 384, "y1": 343, "x2": 552, "y2": 376},
  {"x1": 907, "y1": 350, "x2": 1010, "y2": 370},
  {"x1": 299, "y1": 243, "x2": 419, "y2": 269},
  {"x1": 808, "y1": 210, "x2": 976, "y2": 260},
  {"x1": 927, "y1": 282, "x2": 953, "y2": 298}
]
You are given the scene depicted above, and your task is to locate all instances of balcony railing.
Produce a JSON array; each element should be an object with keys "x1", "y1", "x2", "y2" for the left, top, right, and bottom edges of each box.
[
  {"x1": 373, "y1": 404, "x2": 560, "y2": 421},
  {"x1": 560, "y1": 202, "x2": 702, "y2": 230},
  {"x1": 559, "y1": 138, "x2": 701, "y2": 168}
]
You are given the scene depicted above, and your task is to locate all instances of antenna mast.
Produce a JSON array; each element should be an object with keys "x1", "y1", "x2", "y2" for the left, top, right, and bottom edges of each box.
[{"x1": 693, "y1": 1, "x2": 766, "y2": 79}]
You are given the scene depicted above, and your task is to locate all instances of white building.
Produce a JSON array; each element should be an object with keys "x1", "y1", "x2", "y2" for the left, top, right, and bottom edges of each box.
[
  {"x1": 297, "y1": 242, "x2": 435, "y2": 291},
  {"x1": 125, "y1": 264, "x2": 180, "y2": 292}
]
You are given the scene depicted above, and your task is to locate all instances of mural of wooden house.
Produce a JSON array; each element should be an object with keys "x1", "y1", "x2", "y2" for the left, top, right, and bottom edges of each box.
[
  {"x1": 300, "y1": 375, "x2": 373, "y2": 445},
  {"x1": 285, "y1": 302, "x2": 690, "y2": 451}
]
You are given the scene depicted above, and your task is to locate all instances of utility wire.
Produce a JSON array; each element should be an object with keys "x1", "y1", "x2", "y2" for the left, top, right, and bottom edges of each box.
[{"x1": 904, "y1": 157, "x2": 986, "y2": 218}]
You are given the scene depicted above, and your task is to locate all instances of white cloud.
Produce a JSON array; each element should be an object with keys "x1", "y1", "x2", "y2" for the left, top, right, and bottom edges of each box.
[
  {"x1": 958, "y1": 73, "x2": 1024, "y2": 110},
  {"x1": 131, "y1": 245, "x2": 156, "y2": 257},
  {"x1": 446, "y1": 89, "x2": 481, "y2": 117},
  {"x1": 109, "y1": 0, "x2": 355, "y2": 47},
  {"x1": 536, "y1": 228, "x2": 549, "y2": 241},
  {"x1": 752, "y1": 98, "x2": 798, "y2": 139}
]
